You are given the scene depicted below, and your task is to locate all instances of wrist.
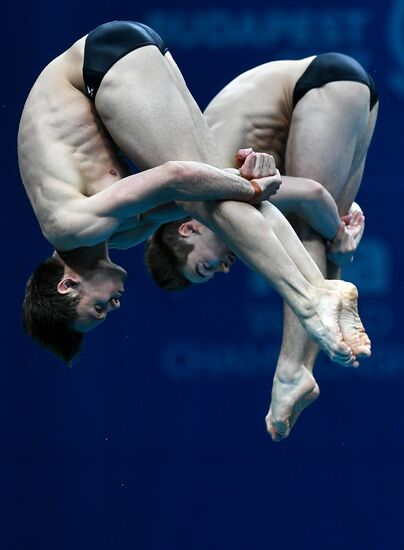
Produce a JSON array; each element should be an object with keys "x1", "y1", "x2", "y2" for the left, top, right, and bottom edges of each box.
[
  {"x1": 327, "y1": 221, "x2": 346, "y2": 252},
  {"x1": 248, "y1": 179, "x2": 263, "y2": 203},
  {"x1": 333, "y1": 221, "x2": 346, "y2": 241}
]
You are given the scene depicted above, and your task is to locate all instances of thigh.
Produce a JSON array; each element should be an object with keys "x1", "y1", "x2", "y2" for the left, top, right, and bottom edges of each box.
[
  {"x1": 285, "y1": 81, "x2": 375, "y2": 205},
  {"x1": 336, "y1": 100, "x2": 378, "y2": 212},
  {"x1": 95, "y1": 47, "x2": 220, "y2": 169}
]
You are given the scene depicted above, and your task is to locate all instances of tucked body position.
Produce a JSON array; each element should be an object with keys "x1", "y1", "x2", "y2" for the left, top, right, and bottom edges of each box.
[
  {"x1": 19, "y1": 21, "x2": 281, "y2": 362},
  {"x1": 146, "y1": 53, "x2": 378, "y2": 440},
  {"x1": 19, "y1": 23, "x2": 369, "y2": 420}
]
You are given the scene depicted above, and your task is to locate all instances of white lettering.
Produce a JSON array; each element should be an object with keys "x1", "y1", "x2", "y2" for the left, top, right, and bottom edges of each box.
[{"x1": 145, "y1": 8, "x2": 370, "y2": 58}]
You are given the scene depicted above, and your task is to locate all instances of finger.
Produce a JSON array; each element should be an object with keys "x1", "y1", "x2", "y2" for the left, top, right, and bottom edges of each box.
[
  {"x1": 357, "y1": 213, "x2": 365, "y2": 226},
  {"x1": 235, "y1": 148, "x2": 253, "y2": 168},
  {"x1": 354, "y1": 211, "x2": 365, "y2": 226},
  {"x1": 250, "y1": 153, "x2": 259, "y2": 178},
  {"x1": 250, "y1": 153, "x2": 261, "y2": 178},
  {"x1": 256, "y1": 154, "x2": 268, "y2": 178},
  {"x1": 269, "y1": 155, "x2": 276, "y2": 176},
  {"x1": 348, "y1": 224, "x2": 362, "y2": 239},
  {"x1": 255, "y1": 153, "x2": 268, "y2": 178},
  {"x1": 238, "y1": 152, "x2": 255, "y2": 178},
  {"x1": 253, "y1": 154, "x2": 264, "y2": 178},
  {"x1": 351, "y1": 211, "x2": 361, "y2": 225},
  {"x1": 264, "y1": 155, "x2": 270, "y2": 177},
  {"x1": 265, "y1": 155, "x2": 277, "y2": 177},
  {"x1": 251, "y1": 153, "x2": 276, "y2": 178}
]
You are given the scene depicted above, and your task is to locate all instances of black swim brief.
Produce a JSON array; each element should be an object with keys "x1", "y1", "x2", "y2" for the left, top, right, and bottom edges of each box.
[
  {"x1": 83, "y1": 21, "x2": 168, "y2": 101},
  {"x1": 293, "y1": 52, "x2": 379, "y2": 110}
]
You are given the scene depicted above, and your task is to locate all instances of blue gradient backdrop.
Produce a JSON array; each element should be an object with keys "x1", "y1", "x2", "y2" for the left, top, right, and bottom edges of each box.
[{"x1": 1, "y1": 1, "x2": 403, "y2": 549}]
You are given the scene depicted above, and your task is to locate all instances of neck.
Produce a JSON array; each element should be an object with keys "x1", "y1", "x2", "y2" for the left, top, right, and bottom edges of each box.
[{"x1": 53, "y1": 242, "x2": 109, "y2": 273}]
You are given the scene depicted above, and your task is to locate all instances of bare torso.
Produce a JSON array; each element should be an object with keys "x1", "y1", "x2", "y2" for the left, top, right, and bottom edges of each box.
[
  {"x1": 203, "y1": 56, "x2": 315, "y2": 172},
  {"x1": 18, "y1": 37, "x2": 129, "y2": 242}
]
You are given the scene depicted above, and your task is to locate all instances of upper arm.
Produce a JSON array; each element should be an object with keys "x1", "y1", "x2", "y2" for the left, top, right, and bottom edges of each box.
[
  {"x1": 46, "y1": 208, "x2": 121, "y2": 250},
  {"x1": 109, "y1": 202, "x2": 187, "y2": 249},
  {"x1": 48, "y1": 163, "x2": 181, "y2": 249}
]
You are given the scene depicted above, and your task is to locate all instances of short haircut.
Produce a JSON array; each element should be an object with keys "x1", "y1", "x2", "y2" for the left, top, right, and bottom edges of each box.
[
  {"x1": 144, "y1": 218, "x2": 194, "y2": 291},
  {"x1": 22, "y1": 257, "x2": 84, "y2": 366}
]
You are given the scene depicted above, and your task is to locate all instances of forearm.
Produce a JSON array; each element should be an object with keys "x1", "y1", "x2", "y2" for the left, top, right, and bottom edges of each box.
[
  {"x1": 169, "y1": 161, "x2": 256, "y2": 203},
  {"x1": 256, "y1": 201, "x2": 324, "y2": 285},
  {"x1": 81, "y1": 161, "x2": 254, "y2": 225},
  {"x1": 281, "y1": 176, "x2": 340, "y2": 240}
]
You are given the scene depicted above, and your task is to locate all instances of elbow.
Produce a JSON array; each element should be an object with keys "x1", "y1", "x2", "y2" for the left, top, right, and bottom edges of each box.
[
  {"x1": 165, "y1": 160, "x2": 194, "y2": 184},
  {"x1": 297, "y1": 179, "x2": 327, "y2": 225},
  {"x1": 304, "y1": 179, "x2": 326, "y2": 203},
  {"x1": 299, "y1": 179, "x2": 326, "y2": 217},
  {"x1": 164, "y1": 160, "x2": 199, "y2": 203},
  {"x1": 41, "y1": 214, "x2": 65, "y2": 248}
]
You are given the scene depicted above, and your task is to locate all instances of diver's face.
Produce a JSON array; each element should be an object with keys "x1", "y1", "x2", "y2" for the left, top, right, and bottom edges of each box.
[
  {"x1": 73, "y1": 261, "x2": 127, "y2": 332},
  {"x1": 180, "y1": 226, "x2": 236, "y2": 284}
]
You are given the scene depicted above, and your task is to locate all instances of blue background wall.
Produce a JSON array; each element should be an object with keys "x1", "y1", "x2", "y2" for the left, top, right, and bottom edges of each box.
[{"x1": 1, "y1": 0, "x2": 404, "y2": 548}]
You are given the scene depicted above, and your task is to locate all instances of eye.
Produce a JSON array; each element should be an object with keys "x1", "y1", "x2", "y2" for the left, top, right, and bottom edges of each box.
[{"x1": 203, "y1": 263, "x2": 212, "y2": 271}]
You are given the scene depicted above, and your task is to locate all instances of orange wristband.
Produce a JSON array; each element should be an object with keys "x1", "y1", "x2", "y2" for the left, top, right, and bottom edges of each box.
[{"x1": 249, "y1": 179, "x2": 262, "y2": 203}]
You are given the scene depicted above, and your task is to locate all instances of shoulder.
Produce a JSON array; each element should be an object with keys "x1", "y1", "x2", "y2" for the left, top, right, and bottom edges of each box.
[
  {"x1": 42, "y1": 203, "x2": 118, "y2": 250},
  {"x1": 40, "y1": 206, "x2": 82, "y2": 250}
]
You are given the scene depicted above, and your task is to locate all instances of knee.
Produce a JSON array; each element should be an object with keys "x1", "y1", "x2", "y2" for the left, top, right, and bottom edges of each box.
[{"x1": 283, "y1": 178, "x2": 326, "y2": 222}]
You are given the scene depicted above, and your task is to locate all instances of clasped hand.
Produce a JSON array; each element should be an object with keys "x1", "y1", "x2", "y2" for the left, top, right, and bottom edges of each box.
[
  {"x1": 326, "y1": 209, "x2": 365, "y2": 266},
  {"x1": 235, "y1": 148, "x2": 282, "y2": 201}
]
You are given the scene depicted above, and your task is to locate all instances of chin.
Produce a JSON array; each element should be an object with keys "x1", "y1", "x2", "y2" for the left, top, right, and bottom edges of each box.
[{"x1": 104, "y1": 261, "x2": 127, "y2": 278}]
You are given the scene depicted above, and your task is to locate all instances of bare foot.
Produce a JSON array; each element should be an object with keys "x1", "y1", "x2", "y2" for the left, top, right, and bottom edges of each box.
[
  {"x1": 299, "y1": 287, "x2": 356, "y2": 367},
  {"x1": 266, "y1": 367, "x2": 320, "y2": 441},
  {"x1": 323, "y1": 280, "x2": 371, "y2": 361}
]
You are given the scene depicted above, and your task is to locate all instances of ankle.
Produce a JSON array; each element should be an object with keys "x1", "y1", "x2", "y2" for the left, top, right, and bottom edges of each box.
[{"x1": 275, "y1": 362, "x2": 305, "y2": 382}]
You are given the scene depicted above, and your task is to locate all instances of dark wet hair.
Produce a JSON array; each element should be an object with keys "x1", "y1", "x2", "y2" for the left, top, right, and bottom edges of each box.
[
  {"x1": 144, "y1": 218, "x2": 194, "y2": 291},
  {"x1": 22, "y1": 257, "x2": 83, "y2": 366}
]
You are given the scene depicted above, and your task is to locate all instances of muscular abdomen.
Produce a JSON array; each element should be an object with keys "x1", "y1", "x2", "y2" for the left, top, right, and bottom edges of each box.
[
  {"x1": 204, "y1": 59, "x2": 314, "y2": 173},
  {"x1": 18, "y1": 47, "x2": 128, "y2": 232}
]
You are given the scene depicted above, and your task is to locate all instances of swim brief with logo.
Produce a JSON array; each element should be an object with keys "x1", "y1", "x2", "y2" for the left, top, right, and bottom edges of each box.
[{"x1": 83, "y1": 20, "x2": 168, "y2": 101}]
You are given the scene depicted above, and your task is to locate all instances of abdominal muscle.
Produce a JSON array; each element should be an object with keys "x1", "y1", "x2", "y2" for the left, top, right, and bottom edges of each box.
[
  {"x1": 18, "y1": 37, "x2": 129, "y2": 235},
  {"x1": 204, "y1": 58, "x2": 314, "y2": 173}
]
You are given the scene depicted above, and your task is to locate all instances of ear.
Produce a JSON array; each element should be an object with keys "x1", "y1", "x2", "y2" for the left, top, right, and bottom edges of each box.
[
  {"x1": 178, "y1": 220, "x2": 199, "y2": 238},
  {"x1": 57, "y1": 277, "x2": 79, "y2": 296}
]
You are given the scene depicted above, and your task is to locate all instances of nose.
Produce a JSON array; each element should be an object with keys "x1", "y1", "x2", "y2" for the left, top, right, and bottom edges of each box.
[
  {"x1": 220, "y1": 262, "x2": 231, "y2": 274},
  {"x1": 109, "y1": 298, "x2": 121, "y2": 310},
  {"x1": 103, "y1": 299, "x2": 121, "y2": 315},
  {"x1": 208, "y1": 259, "x2": 230, "y2": 274}
]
